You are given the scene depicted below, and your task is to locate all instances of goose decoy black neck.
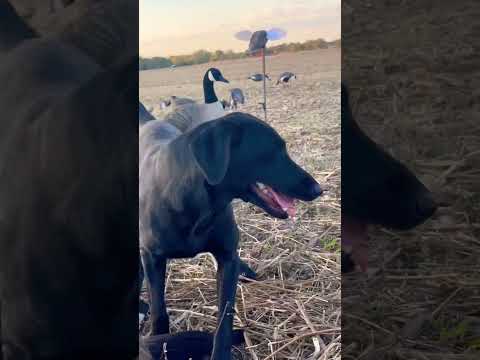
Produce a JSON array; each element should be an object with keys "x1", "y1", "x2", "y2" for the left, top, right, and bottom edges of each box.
[{"x1": 203, "y1": 68, "x2": 228, "y2": 104}]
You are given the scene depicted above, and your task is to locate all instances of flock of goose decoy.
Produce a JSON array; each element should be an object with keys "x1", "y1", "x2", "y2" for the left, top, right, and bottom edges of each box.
[
  {"x1": 247, "y1": 71, "x2": 296, "y2": 85},
  {"x1": 152, "y1": 67, "x2": 297, "y2": 116}
]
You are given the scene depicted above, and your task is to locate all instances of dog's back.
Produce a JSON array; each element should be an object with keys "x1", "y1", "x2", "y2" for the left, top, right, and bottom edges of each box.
[
  {"x1": 139, "y1": 101, "x2": 156, "y2": 125},
  {"x1": 139, "y1": 119, "x2": 181, "y2": 160},
  {"x1": 139, "y1": 119, "x2": 184, "y2": 214}
]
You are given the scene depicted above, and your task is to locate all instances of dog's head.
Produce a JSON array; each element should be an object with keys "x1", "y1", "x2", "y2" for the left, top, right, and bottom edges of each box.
[
  {"x1": 341, "y1": 82, "x2": 437, "y2": 271},
  {"x1": 189, "y1": 112, "x2": 323, "y2": 219}
]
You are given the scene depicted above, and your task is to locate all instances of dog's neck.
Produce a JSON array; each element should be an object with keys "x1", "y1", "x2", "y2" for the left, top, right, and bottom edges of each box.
[
  {"x1": 167, "y1": 136, "x2": 232, "y2": 234},
  {"x1": 204, "y1": 182, "x2": 232, "y2": 213}
]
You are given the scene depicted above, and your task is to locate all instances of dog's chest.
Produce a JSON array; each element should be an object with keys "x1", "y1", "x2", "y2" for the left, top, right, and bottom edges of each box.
[{"x1": 148, "y1": 208, "x2": 215, "y2": 258}]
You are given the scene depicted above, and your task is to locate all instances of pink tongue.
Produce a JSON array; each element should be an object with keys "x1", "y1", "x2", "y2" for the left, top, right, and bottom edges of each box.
[{"x1": 270, "y1": 190, "x2": 296, "y2": 217}]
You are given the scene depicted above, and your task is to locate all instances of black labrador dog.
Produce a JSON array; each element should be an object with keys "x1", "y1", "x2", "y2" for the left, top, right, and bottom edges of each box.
[
  {"x1": 0, "y1": 1, "x2": 138, "y2": 358},
  {"x1": 138, "y1": 100, "x2": 258, "y2": 281},
  {"x1": 139, "y1": 330, "x2": 244, "y2": 360},
  {"x1": 341, "y1": 82, "x2": 437, "y2": 272},
  {"x1": 139, "y1": 113, "x2": 322, "y2": 360}
]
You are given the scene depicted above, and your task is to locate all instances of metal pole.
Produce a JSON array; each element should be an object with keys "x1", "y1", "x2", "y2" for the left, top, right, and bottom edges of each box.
[{"x1": 262, "y1": 47, "x2": 267, "y2": 122}]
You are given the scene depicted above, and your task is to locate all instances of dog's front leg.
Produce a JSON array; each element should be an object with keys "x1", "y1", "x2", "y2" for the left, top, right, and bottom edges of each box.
[
  {"x1": 140, "y1": 249, "x2": 169, "y2": 335},
  {"x1": 211, "y1": 254, "x2": 239, "y2": 360},
  {"x1": 238, "y1": 259, "x2": 256, "y2": 280}
]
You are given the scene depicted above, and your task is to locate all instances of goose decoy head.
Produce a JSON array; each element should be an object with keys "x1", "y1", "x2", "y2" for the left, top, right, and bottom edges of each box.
[
  {"x1": 206, "y1": 68, "x2": 229, "y2": 83},
  {"x1": 220, "y1": 99, "x2": 230, "y2": 109},
  {"x1": 159, "y1": 99, "x2": 172, "y2": 109}
]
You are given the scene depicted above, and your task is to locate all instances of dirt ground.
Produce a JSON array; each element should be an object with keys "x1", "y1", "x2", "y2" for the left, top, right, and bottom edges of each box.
[
  {"x1": 343, "y1": 1, "x2": 480, "y2": 359},
  {"x1": 140, "y1": 48, "x2": 341, "y2": 359}
]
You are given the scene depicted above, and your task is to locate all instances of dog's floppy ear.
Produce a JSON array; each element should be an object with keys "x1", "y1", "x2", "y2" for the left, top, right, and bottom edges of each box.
[{"x1": 190, "y1": 121, "x2": 233, "y2": 185}]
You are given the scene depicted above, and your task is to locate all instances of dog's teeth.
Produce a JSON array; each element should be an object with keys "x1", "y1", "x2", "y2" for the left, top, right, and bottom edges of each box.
[{"x1": 257, "y1": 182, "x2": 266, "y2": 190}]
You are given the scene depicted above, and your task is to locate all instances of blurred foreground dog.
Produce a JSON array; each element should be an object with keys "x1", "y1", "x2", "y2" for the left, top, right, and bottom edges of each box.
[
  {"x1": 0, "y1": 1, "x2": 138, "y2": 358},
  {"x1": 341, "y1": 82, "x2": 437, "y2": 272}
]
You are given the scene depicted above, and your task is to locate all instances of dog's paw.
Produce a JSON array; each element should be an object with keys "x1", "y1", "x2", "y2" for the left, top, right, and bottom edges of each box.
[{"x1": 238, "y1": 261, "x2": 257, "y2": 281}]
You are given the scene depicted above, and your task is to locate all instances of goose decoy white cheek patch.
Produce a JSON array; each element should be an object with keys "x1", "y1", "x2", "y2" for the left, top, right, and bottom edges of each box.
[{"x1": 208, "y1": 70, "x2": 215, "y2": 82}]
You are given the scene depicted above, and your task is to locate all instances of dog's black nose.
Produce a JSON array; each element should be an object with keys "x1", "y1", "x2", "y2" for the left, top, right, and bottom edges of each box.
[
  {"x1": 310, "y1": 182, "x2": 323, "y2": 198},
  {"x1": 416, "y1": 191, "x2": 437, "y2": 219},
  {"x1": 341, "y1": 251, "x2": 355, "y2": 273},
  {"x1": 297, "y1": 178, "x2": 323, "y2": 200}
]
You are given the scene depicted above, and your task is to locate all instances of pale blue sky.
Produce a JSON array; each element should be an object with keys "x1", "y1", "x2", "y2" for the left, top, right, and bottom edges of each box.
[{"x1": 140, "y1": 0, "x2": 340, "y2": 57}]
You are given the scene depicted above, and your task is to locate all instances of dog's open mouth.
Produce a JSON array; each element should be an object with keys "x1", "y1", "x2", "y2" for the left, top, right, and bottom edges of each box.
[
  {"x1": 249, "y1": 182, "x2": 296, "y2": 219},
  {"x1": 342, "y1": 215, "x2": 369, "y2": 272}
]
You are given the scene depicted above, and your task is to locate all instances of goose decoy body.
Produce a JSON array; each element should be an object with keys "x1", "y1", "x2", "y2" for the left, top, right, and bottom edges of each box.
[
  {"x1": 169, "y1": 95, "x2": 196, "y2": 108},
  {"x1": 161, "y1": 68, "x2": 229, "y2": 132},
  {"x1": 220, "y1": 99, "x2": 231, "y2": 110},
  {"x1": 229, "y1": 88, "x2": 245, "y2": 110},
  {"x1": 248, "y1": 73, "x2": 270, "y2": 82},
  {"x1": 277, "y1": 72, "x2": 296, "y2": 85},
  {"x1": 195, "y1": 67, "x2": 229, "y2": 122}
]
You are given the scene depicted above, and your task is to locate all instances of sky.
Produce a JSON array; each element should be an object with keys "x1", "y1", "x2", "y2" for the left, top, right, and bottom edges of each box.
[{"x1": 140, "y1": 0, "x2": 340, "y2": 57}]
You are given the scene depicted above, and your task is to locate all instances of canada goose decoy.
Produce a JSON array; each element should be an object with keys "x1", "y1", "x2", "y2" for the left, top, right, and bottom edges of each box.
[
  {"x1": 169, "y1": 95, "x2": 196, "y2": 108},
  {"x1": 161, "y1": 68, "x2": 229, "y2": 132},
  {"x1": 203, "y1": 68, "x2": 228, "y2": 101},
  {"x1": 248, "y1": 73, "x2": 270, "y2": 82},
  {"x1": 220, "y1": 99, "x2": 231, "y2": 110},
  {"x1": 194, "y1": 67, "x2": 229, "y2": 121},
  {"x1": 229, "y1": 88, "x2": 245, "y2": 110},
  {"x1": 159, "y1": 99, "x2": 171, "y2": 110},
  {"x1": 235, "y1": 28, "x2": 287, "y2": 54},
  {"x1": 276, "y1": 72, "x2": 296, "y2": 85},
  {"x1": 235, "y1": 28, "x2": 287, "y2": 122}
]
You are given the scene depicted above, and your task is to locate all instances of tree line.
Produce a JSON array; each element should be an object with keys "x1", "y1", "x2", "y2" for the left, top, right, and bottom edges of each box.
[{"x1": 139, "y1": 38, "x2": 340, "y2": 71}]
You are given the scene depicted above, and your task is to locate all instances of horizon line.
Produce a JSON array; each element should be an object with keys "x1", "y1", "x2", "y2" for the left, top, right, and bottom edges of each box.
[{"x1": 140, "y1": 37, "x2": 340, "y2": 59}]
